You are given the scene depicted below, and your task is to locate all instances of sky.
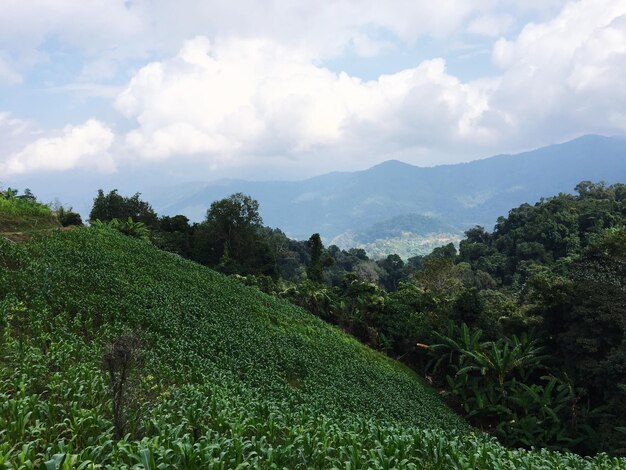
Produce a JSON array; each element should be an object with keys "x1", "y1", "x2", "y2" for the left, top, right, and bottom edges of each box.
[{"x1": 1, "y1": 0, "x2": 626, "y2": 201}]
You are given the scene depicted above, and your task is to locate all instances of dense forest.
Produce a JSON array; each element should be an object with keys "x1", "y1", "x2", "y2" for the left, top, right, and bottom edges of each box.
[{"x1": 1, "y1": 181, "x2": 625, "y2": 467}]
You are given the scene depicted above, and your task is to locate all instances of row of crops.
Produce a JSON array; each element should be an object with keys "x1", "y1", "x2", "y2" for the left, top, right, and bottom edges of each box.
[
  {"x1": 1, "y1": 228, "x2": 625, "y2": 468},
  {"x1": 1, "y1": 357, "x2": 622, "y2": 468}
]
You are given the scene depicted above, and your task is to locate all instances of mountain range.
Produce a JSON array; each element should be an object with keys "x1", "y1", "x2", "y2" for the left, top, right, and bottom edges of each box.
[{"x1": 150, "y1": 135, "x2": 626, "y2": 256}]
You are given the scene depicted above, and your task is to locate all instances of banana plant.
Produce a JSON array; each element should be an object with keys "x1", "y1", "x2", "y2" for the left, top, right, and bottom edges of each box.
[{"x1": 427, "y1": 321, "x2": 583, "y2": 449}]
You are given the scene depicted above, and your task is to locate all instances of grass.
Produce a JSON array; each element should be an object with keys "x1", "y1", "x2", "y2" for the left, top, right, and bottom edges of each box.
[
  {"x1": 0, "y1": 197, "x2": 59, "y2": 233},
  {"x1": 0, "y1": 227, "x2": 624, "y2": 468}
]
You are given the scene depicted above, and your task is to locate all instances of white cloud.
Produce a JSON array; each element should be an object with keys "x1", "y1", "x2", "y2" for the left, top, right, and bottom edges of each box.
[
  {"x1": 0, "y1": 0, "x2": 145, "y2": 88},
  {"x1": 116, "y1": 0, "x2": 478, "y2": 59},
  {"x1": 1, "y1": 0, "x2": 625, "y2": 178},
  {"x1": 0, "y1": 113, "x2": 31, "y2": 138},
  {"x1": 488, "y1": 0, "x2": 626, "y2": 143},
  {"x1": 0, "y1": 119, "x2": 115, "y2": 175},
  {"x1": 48, "y1": 83, "x2": 123, "y2": 99},
  {"x1": 467, "y1": 14, "x2": 515, "y2": 37},
  {"x1": 0, "y1": 113, "x2": 35, "y2": 160},
  {"x1": 0, "y1": 0, "x2": 567, "y2": 83},
  {"x1": 115, "y1": 37, "x2": 490, "y2": 168},
  {"x1": 113, "y1": 0, "x2": 626, "y2": 173},
  {"x1": 0, "y1": 0, "x2": 144, "y2": 53}
]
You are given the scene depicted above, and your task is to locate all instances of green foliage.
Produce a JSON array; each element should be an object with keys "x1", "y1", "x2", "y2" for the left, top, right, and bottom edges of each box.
[
  {"x1": 459, "y1": 182, "x2": 626, "y2": 285},
  {"x1": 306, "y1": 233, "x2": 333, "y2": 283},
  {"x1": 0, "y1": 228, "x2": 504, "y2": 467},
  {"x1": 335, "y1": 274, "x2": 387, "y2": 348},
  {"x1": 91, "y1": 182, "x2": 624, "y2": 457},
  {"x1": 431, "y1": 184, "x2": 626, "y2": 455},
  {"x1": 427, "y1": 243, "x2": 458, "y2": 261},
  {"x1": 152, "y1": 214, "x2": 192, "y2": 257},
  {"x1": 378, "y1": 282, "x2": 443, "y2": 359},
  {"x1": 413, "y1": 258, "x2": 466, "y2": 298},
  {"x1": 0, "y1": 188, "x2": 50, "y2": 217},
  {"x1": 89, "y1": 189, "x2": 158, "y2": 227},
  {"x1": 0, "y1": 197, "x2": 50, "y2": 218},
  {"x1": 279, "y1": 279, "x2": 336, "y2": 321},
  {"x1": 378, "y1": 254, "x2": 406, "y2": 290},
  {"x1": 0, "y1": 187, "x2": 58, "y2": 232},
  {"x1": 191, "y1": 193, "x2": 275, "y2": 276},
  {"x1": 306, "y1": 233, "x2": 324, "y2": 282},
  {"x1": 56, "y1": 206, "x2": 83, "y2": 227},
  {"x1": 2, "y1": 178, "x2": 626, "y2": 466},
  {"x1": 0, "y1": 231, "x2": 622, "y2": 469},
  {"x1": 428, "y1": 323, "x2": 591, "y2": 450},
  {"x1": 92, "y1": 217, "x2": 151, "y2": 240}
]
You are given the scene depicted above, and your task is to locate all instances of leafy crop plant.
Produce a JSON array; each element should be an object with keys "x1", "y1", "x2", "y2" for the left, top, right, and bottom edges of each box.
[{"x1": 0, "y1": 229, "x2": 624, "y2": 468}]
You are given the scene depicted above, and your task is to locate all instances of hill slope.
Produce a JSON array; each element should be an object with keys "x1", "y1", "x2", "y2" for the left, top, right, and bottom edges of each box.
[
  {"x1": 1, "y1": 229, "x2": 624, "y2": 468},
  {"x1": 1, "y1": 228, "x2": 460, "y2": 427},
  {"x1": 153, "y1": 135, "x2": 626, "y2": 241}
]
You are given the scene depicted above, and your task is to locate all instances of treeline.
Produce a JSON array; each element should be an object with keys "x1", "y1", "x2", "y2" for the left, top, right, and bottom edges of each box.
[
  {"x1": 88, "y1": 189, "x2": 421, "y2": 289},
  {"x1": 55, "y1": 182, "x2": 626, "y2": 455}
]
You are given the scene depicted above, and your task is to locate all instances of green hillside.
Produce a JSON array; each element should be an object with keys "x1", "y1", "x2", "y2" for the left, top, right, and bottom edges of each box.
[{"x1": 1, "y1": 228, "x2": 624, "y2": 468}]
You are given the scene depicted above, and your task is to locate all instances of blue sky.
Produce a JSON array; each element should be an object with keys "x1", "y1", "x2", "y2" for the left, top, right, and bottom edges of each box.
[{"x1": 1, "y1": 0, "x2": 626, "y2": 204}]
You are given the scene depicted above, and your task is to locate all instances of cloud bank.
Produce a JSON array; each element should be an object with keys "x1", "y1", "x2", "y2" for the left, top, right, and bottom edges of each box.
[
  {"x1": 1, "y1": 0, "x2": 625, "y2": 178},
  {"x1": 114, "y1": 37, "x2": 488, "y2": 164},
  {"x1": 1, "y1": 120, "x2": 114, "y2": 176}
]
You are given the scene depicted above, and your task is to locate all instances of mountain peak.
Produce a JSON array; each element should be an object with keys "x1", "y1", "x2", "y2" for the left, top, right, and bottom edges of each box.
[{"x1": 368, "y1": 159, "x2": 416, "y2": 171}]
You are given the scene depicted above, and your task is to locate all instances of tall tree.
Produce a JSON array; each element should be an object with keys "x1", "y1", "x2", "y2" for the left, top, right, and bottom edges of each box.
[
  {"x1": 206, "y1": 193, "x2": 261, "y2": 263},
  {"x1": 305, "y1": 233, "x2": 334, "y2": 283},
  {"x1": 193, "y1": 193, "x2": 274, "y2": 276}
]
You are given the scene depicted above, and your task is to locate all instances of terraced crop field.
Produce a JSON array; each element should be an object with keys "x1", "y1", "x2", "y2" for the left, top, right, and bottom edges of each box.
[{"x1": 1, "y1": 228, "x2": 624, "y2": 468}]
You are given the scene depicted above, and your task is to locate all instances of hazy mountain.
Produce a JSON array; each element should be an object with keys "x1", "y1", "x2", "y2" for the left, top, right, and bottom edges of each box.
[
  {"x1": 329, "y1": 213, "x2": 462, "y2": 258},
  {"x1": 340, "y1": 213, "x2": 458, "y2": 244},
  {"x1": 153, "y1": 135, "x2": 626, "y2": 242}
]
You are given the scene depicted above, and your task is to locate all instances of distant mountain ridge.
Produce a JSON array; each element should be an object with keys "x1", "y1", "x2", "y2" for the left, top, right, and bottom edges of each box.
[{"x1": 153, "y1": 135, "x2": 626, "y2": 246}]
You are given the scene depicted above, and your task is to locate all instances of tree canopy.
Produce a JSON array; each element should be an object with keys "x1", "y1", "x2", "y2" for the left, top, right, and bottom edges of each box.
[{"x1": 89, "y1": 189, "x2": 158, "y2": 227}]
